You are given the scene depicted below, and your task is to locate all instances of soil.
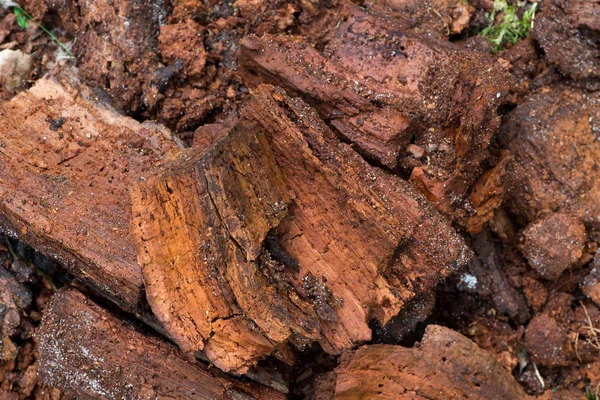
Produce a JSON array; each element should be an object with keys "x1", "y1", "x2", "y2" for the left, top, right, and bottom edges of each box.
[
  {"x1": 0, "y1": 0, "x2": 599, "y2": 398},
  {"x1": 0, "y1": 237, "x2": 74, "y2": 399}
]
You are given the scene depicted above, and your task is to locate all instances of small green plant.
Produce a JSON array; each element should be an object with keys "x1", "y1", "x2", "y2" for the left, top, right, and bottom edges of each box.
[
  {"x1": 1, "y1": 1, "x2": 75, "y2": 58},
  {"x1": 480, "y1": 0, "x2": 537, "y2": 52},
  {"x1": 586, "y1": 388, "x2": 597, "y2": 400}
]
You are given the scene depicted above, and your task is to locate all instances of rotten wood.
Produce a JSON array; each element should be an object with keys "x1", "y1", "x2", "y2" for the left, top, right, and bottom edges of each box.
[
  {"x1": 36, "y1": 288, "x2": 285, "y2": 400},
  {"x1": 519, "y1": 212, "x2": 587, "y2": 281},
  {"x1": 0, "y1": 73, "x2": 181, "y2": 328},
  {"x1": 314, "y1": 324, "x2": 532, "y2": 399},
  {"x1": 239, "y1": 5, "x2": 512, "y2": 227},
  {"x1": 501, "y1": 87, "x2": 600, "y2": 226},
  {"x1": 363, "y1": 0, "x2": 475, "y2": 38},
  {"x1": 532, "y1": 0, "x2": 600, "y2": 90},
  {"x1": 130, "y1": 84, "x2": 471, "y2": 374},
  {"x1": 500, "y1": 87, "x2": 600, "y2": 280}
]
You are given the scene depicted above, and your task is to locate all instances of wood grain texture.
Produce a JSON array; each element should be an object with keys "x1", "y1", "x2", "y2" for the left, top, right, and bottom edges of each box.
[
  {"x1": 131, "y1": 84, "x2": 471, "y2": 373},
  {"x1": 239, "y1": 5, "x2": 512, "y2": 227},
  {"x1": 315, "y1": 325, "x2": 532, "y2": 400},
  {"x1": 0, "y1": 73, "x2": 180, "y2": 325},
  {"x1": 36, "y1": 288, "x2": 284, "y2": 400}
]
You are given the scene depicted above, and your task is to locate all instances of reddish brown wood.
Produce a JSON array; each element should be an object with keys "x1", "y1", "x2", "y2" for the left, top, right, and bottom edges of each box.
[
  {"x1": 36, "y1": 288, "x2": 285, "y2": 400},
  {"x1": 315, "y1": 325, "x2": 532, "y2": 399},
  {"x1": 532, "y1": 0, "x2": 600, "y2": 88},
  {"x1": 363, "y1": 0, "x2": 475, "y2": 37},
  {"x1": 239, "y1": 5, "x2": 512, "y2": 227},
  {"x1": 501, "y1": 88, "x2": 600, "y2": 225},
  {"x1": 130, "y1": 84, "x2": 471, "y2": 373},
  {"x1": 0, "y1": 73, "x2": 181, "y2": 327}
]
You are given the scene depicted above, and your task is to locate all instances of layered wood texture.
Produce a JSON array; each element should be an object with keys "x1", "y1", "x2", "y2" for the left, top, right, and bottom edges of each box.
[{"x1": 131, "y1": 84, "x2": 471, "y2": 373}]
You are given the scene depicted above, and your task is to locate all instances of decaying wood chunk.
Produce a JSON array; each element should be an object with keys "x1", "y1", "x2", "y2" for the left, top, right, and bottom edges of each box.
[
  {"x1": 74, "y1": 0, "x2": 169, "y2": 114},
  {"x1": 26, "y1": 0, "x2": 173, "y2": 114},
  {"x1": 533, "y1": 0, "x2": 600, "y2": 90},
  {"x1": 524, "y1": 292, "x2": 600, "y2": 368},
  {"x1": 239, "y1": 5, "x2": 511, "y2": 227},
  {"x1": 245, "y1": 86, "x2": 471, "y2": 348},
  {"x1": 524, "y1": 292, "x2": 575, "y2": 367},
  {"x1": 0, "y1": 73, "x2": 181, "y2": 325},
  {"x1": 501, "y1": 87, "x2": 600, "y2": 282},
  {"x1": 314, "y1": 324, "x2": 531, "y2": 399},
  {"x1": 519, "y1": 213, "x2": 586, "y2": 280},
  {"x1": 0, "y1": 269, "x2": 31, "y2": 338},
  {"x1": 462, "y1": 229, "x2": 531, "y2": 324},
  {"x1": 569, "y1": 0, "x2": 600, "y2": 32},
  {"x1": 36, "y1": 288, "x2": 284, "y2": 400},
  {"x1": 132, "y1": 119, "x2": 320, "y2": 373},
  {"x1": 131, "y1": 84, "x2": 471, "y2": 373},
  {"x1": 501, "y1": 88, "x2": 600, "y2": 227},
  {"x1": 466, "y1": 151, "x2": 514, "y2": 233},
  {"x1": 362, "y1": 0, "x2": 475, "y2": 38}
]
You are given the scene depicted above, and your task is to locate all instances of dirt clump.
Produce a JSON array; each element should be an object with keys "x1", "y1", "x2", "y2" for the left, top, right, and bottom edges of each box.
[{"x1": 520, "y1": 213, "x2": 587, "y2": 280}]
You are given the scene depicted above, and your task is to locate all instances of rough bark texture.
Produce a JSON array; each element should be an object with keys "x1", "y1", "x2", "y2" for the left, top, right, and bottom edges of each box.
[
  {"x1": 132, "y1": 119, "x2": 313, "y2": 373},
  {"x1": 130, "y1": 84, "x2": 471, "y2": 374},
  {"x1": 0, "y1": 73, "x2": 180, "y2": 325},
  {"x1": 315, "y1": 324, "x2": 532, "y2": 399},
  {"x1": 239, "y1": 5, "x2": 512, "y2": 228},
  {"x1": 501, "y1": 87, "x2": 600, "y2": 227},
  {"x1": 36, "y1": 288, "x2": 284, "y2": 400}
]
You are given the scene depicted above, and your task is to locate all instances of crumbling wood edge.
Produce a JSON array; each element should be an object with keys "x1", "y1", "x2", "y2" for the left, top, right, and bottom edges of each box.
[
  {"x1": 130, "y1": 84, "x2": 471, "y2": 374},
  {"x1": 0, "y1": 72, "x2": 181, "y2": 329},
  {"x1": 0, "y1": 72, "x2": 287, "y2": 392},
  {"x1": 314, "y1": 325, "x2": 532, "y2": 399}
]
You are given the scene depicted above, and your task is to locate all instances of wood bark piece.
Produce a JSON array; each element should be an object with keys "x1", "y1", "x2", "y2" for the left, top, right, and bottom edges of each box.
[
  {"x1": 315, "y1": 325, "x2": 532, "y2": 399},
  {"x1": 26, "y1": 0, "x2": 173, "y2": 114},
  {"x1": 36, "y1": 288, "x2": 284, "y2": 400},
  {"x1": 132, "y1": 120, "x2": 320, "y2": 373},
  {"x1": 239, "y1": 5, "x2": 511, "y2": 226},
  {"x1": 131, "y1": 84, "x2": 471, "y2": 373},
  {"x1": 74, "y1": 0, "x2": 169, "y2": 114},
  {"x1": 0, "y1": 73, "x2": 181, "y2": 326}
]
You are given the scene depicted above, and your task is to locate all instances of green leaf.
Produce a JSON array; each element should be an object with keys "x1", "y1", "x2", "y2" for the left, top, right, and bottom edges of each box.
[
  {"x1": 13, "y1": 8, "x2": 28, "y2": 29},
  {"x1": 16, "y1": 15, "x2": 28, "y2": 28}
]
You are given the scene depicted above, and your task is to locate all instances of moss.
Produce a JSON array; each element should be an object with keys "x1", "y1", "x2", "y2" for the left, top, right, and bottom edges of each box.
[{"x1": 480, "y1": 0, "x2": 537, "y2": 52}]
